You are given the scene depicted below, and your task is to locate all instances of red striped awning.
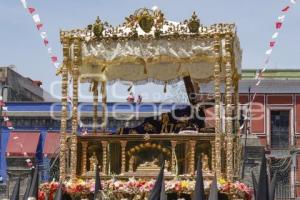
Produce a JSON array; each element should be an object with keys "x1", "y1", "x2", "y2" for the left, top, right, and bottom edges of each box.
[
  {"x1": 43, "y1": 132, "x2": 60, "y2": 157},
  {"x1": 6, "y1": 132, "x2": 40, "y2": 157}
]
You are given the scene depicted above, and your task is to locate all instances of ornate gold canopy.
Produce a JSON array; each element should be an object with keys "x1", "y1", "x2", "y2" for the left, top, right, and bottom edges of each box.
[
  {"x1": 59, "y1": 8, "x2": 242, "y2": 85},
  {"x1": 58, "y1": 8, "x2": 242, "y2": 183}
]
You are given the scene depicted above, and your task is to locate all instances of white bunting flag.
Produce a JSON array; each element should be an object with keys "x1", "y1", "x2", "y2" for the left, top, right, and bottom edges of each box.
[
  {"x1": 256, "y1": 80, "x2": 261, "y2": 86},
  {"x1": 54, "y1": 62, "x2": 60, "y2": 68},
  {"x1": 266, "y1": 49, "x2": 273, "y2": 55},
  {"x1": 2, "y1": 106, "x2": 8, "y2": 111},
  {"x1": 272, "y1": 32, "x2": 279, "y2": 39},
  {"x1": 8, "y1": 127, "x2": 14, "y2": 130},
  {"x1": 291, "y1": 0, "x2": 296, "y2": 4},
  {"x1": 278, "y1": 15, "x2": 285, "y2": 22},
  {"x1": 4, "y1": 117, "x2": 9, "y2": 122},
  {"x1": 32, "y1": 14, "x2": 41, "y2": 23},
  {"x1": 40, "y1": 32, "x2": 47, "y2": 39},
  {"x1": 47, "y1": 47, "x2": 52, "y2": 54},
  {"x1": 20, "y1": 0, "x2": 27, "y2": 8}
]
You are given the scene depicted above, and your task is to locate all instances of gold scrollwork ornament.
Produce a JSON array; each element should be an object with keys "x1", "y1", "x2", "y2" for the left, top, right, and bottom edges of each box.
[
  {"x1": 93, "y1": 16, "x2": 104, "y2": 38},
  {"x1": 187, "y1": 12, "x2": 200, "y2": 33},
  {"x1": 138, "y1": 9, "x2": 154, "y2": 33}
]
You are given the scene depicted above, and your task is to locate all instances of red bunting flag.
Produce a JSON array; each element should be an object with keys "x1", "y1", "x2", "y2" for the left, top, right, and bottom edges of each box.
[
  {"x1": 51, "y1": 56, "x2": 58, "y2": 62},
  {"x1": 0, "y1": 100, "x2": 5, "y2": 106},
  {"x1": 36, "y1": 23, "x2": 43, "y2": 30},
  {"x1": 270, "y1": 41, "x2": 276, "y2": 47},
  {"x1": 281, "y1": 6, "x2": 290, "y2": 12},
  {"x1": 276, "y1": 22, "x2": 282, "y2": 29},
  {"x1": 28, "y1": 7, "x2": 35, "y2": 14},
  {"x1": 43, "y1": 39, "x2": 49, "y2": 46}
]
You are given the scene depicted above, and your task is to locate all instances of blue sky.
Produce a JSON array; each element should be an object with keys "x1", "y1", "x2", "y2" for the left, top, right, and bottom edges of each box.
[{"x1": 0, "y1": 0, "x2": 299, "y2": 101}]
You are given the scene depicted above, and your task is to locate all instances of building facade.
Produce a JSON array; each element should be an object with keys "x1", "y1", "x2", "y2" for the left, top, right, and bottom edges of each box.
[{"x1": 0, "y1": 66, "x2": 56, "y2": 102}]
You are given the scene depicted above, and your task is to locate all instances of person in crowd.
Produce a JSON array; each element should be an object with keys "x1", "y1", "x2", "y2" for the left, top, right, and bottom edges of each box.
[
  {"x1": 137, "y1": 94, "x2": 142, "y2": 104},
  {"x1": 127, "y1": 92, "x2": 135, "y2": 103}
]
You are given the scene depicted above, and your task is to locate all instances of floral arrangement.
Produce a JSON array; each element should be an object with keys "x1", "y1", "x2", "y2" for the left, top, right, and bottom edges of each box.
[{"x1": 38, "y1": 178, "x2": 252, "y2": 200}]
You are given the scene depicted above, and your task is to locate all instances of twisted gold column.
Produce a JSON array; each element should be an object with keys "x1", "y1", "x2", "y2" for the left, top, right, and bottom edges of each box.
[
  {"x1": 210, "y1": 141, "x2": 216, "y2": 171},
  {"x1": 70, "y1": 37, "x2": 81, "y2": 181},
  {"x1": 189, "y1": 140, "x2": 196, "y2": 175},
  {"x1": 120, "y1": 140, "x2": 127, "y2": 174},
  {"x1": 225, "y1": 34, "x2": 234, "y2": 182},
  {"x1": 92, "y1": 81, "x2": 99, "y2": 134},
  {"x1": 101, "y1": 141, "x2": 108, "y2": 174},
  {"x1": 59, "y1": 35, "x2": 70, "y2": 181},
  {"x1": 101, "y1": 81, "x2": 107, "y2": 132},
  {"x1": 234, "y1": 78, "x2": 240, "y2": 134},
  {"x1": 213, "y1": 33, "x2": 222, "y2": 178},
  {"x1": 81, "y1": 141, "x2": 88, "y2": 175},
  {"x1": 171, "y1": 141, "x2": 177, "y2": 174}
]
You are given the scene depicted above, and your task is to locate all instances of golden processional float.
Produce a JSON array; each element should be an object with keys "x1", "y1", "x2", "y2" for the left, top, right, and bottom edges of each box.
[{"x1": 54, "y1": 8, "x2": 251, "y2": 199}]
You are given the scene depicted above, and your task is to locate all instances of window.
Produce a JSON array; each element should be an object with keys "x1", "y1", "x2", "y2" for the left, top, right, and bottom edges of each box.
[{"x1": 270, "y1": 110, "x2": 289, "y2": 149}]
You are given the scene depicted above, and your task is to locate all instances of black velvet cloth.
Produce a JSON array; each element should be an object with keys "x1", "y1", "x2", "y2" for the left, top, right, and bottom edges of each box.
[{"x1": 120, "y1": 105, "x2": 205, "y2": 134}]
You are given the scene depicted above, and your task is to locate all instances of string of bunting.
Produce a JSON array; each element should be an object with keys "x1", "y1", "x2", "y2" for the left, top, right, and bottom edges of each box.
[
  {"x1": 20, "y1": 0, "x2": 60, "y2": 69},
  {"x1": 0, "y1": 96, "x2": 14, "y2": 130},
  {"x1": 240, "y1": 0, "x2": 297, "y2": 131},
  {"x1": 254, "y1": 0, "x2": 297, "y2": 86}
]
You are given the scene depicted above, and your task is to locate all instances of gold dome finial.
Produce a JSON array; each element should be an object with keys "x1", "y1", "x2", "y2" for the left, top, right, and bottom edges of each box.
[{"x1": 188, "y1": 11, "x2": 200, "y2": 33}]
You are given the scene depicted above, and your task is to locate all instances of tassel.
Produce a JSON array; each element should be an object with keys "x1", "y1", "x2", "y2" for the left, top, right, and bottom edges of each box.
[
  {"x1": 163, "y1": 82, "x2": 167, "y2": 93},
  {"x1": 144, "y1": 64, "x2": 147, "y2": 74},
  {"x1": 127, "y1": 84, "x2": 133, "y2": 92}
]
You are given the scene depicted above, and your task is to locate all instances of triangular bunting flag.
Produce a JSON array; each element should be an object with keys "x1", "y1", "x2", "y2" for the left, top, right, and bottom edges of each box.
[
  {"x1": 276, "y1": 22, "x2": 282, "y2": 29},
  {"x1": 36, "y1": 23, "x2": 43, "y2": 30},
  {"x1": 270, "y1": 41, "x2": 276, "y2": 47},
  {"x1": 28, "y1": 7, "x2": 36, "y2": 14},
  {"x1": 54, "y1": 62, "x2": 60, "y2": 68},
  {"x1": 278, "y1": 15, "x2": 285, "y2": 22},
  {"x1": 32, "y1": 14, "x2": 41, "y2": 23},
  {"x1": 20, "y1": 0, "x2": 27, "y2": 8},
  {"x1": 256, "y1": 80, "x2": 261, "y2": 86},
  {"x1": 40, "y1": 32, "x2": 47, "y2": 39},
  {"x1": 272, "y1": 32, "x2": 279, "y2": 39},
  {"x1": 44, "y1": 39, "x2": 49, "y2": 46},
  {"x1": 281, "y1": 6, "x2": 290, "y2": 12},
  {"x1": 51, "y1": 56, "x2": 58, "y2": 63},
  {"x1": 47, "y1": 47, "x2": 52, "y2": 54}
]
